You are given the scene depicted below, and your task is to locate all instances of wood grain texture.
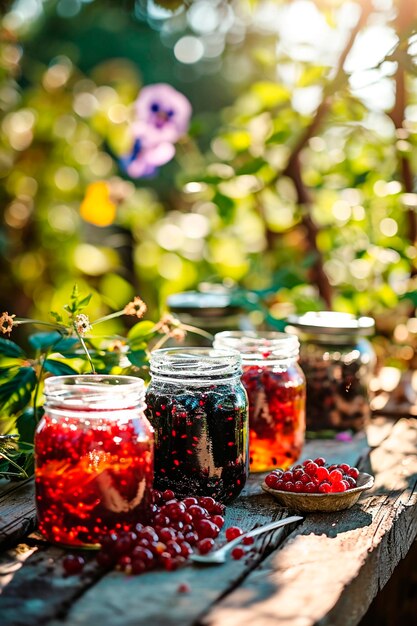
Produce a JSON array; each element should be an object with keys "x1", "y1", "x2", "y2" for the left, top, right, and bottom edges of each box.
[
  {"x1": 0, "y1": 420, "x2": 399, "y2": 626},
  {"x1": 199, "y1": 419, "x2": 417, "y2": 626},
  {"x1": 0, "y1": 479, "x2": 36, "y2": 548}
]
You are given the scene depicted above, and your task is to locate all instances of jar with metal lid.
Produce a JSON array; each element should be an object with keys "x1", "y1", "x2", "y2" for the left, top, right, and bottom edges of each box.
[
  {"x1": 286, "y1": 312, "x2": 376, "y2": 433},
  {"x1": 214, "y1": 331, "x2": 306, "y2": 472},
  {"x1": 145, "y1": 348, "x2": 248, "y2": 502},
  {"x1": 35, "y1": 375, "x2": 154, "y2": 548},
  {"x1": 167, "y1": 289, "x2": 251, "y2": 347}
]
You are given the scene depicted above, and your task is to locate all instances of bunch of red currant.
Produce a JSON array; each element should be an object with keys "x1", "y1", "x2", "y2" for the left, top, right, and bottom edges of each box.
[
  {"x1": 63, "y1": 489, "x2": 250, "y2": 577},
  {"x1": 264, "y1": 457, "x2": 360, "y2": 494}
]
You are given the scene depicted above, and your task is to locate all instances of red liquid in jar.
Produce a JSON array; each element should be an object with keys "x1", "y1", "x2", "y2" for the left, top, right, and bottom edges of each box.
[
  {"x1": 241, "y1": 364, "x2": 305, "y2": 471},
  {"x1": 35, "y1": 410, "x2": 153, "y2": 548}
]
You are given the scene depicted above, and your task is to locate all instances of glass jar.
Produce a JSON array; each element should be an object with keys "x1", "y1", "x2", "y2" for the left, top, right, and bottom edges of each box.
[
  {"x1": 35, "y1": 375, "x2": 154, "y2": 548},
  {"x1": 214, "y1": 331, "x2": 306, "y2": 472},
  {"x1": 166, "y1": 289, "x2": 251, "y2": 347},
  {"x1": 145, "y1": 348, "x2": 248, "y2": 502},
  {"x1": 286, "y1": 312, "x2": 376, "y2": 433}
]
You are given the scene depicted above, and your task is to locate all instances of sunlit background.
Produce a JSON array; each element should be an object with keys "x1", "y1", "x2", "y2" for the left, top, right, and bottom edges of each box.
[{"x1": 1, "y1": 0, "x2": 417, "y2": 364}]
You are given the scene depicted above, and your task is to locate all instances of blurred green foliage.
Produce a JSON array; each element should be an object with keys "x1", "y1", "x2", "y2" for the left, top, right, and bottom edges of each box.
[{"x1": 1, "y1": 0, "x2": 417, "y2": 369}]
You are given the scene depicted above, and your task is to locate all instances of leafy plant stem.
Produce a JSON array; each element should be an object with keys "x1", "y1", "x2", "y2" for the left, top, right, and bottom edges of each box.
[
  {"x1": 76, "y1": 332, "x2": 96, "y2": 373},
  {"x1": 0, "y1": 450, "x2": 28, "y2": 479},
  {"x1": 92, "y1": 311, "x2": 124, "y2": 325}
]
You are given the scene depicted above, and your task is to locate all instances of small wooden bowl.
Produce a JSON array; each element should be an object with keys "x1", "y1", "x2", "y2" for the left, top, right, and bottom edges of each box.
[{"x1": 261, "y1": 472, "x2": 374, "y2": 513}]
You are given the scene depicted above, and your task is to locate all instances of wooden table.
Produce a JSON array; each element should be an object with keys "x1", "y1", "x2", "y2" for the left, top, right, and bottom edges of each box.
[{"x1": 1, "y1": 416, "x2": 417, "y2": 626}]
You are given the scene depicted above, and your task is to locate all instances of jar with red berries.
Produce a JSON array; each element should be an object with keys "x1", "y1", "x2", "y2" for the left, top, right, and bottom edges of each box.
[
  {"x1": 286, "y1": 312, "x2": 376, "y2": 433},
  {"x1": 213, "y1": 331, "x2": 306, "y2": 472},
  {"x1": 35, "y1": 375, "x2": 154, "y2": 548},
  {"x1": 145, "y1": 348, "x2": 249, "y2": 503}
]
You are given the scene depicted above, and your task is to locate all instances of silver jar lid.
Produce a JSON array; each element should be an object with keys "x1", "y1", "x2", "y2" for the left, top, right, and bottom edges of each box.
[{"x1": 286, "y1": 311, "x2": 375, "y2": 342}]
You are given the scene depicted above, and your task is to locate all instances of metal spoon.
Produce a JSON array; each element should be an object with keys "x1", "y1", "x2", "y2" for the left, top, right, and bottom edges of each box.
[{"x1": 190, "y1": 515, "x2": 303, "y2": 565}]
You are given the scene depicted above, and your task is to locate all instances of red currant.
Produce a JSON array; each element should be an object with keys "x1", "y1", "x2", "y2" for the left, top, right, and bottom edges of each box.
[
  {"x1": 265, "y1": 473, "x2": 280, "y2": 489},
  {"x1": 331, "y1": 481, "x2": 347, "y2": 493},
  {"x1": 348, "y1": 467, "x2": 360, "y2": 479},
  {"x1": 314, "y1": 457, "x2": 326, "y2": 466},
  {"x1": 188, "y1": 505, "x2": 208, "y2": 520},
  {"x1": 231, "y1": 547, "x2": 246, "y2": 560},
  {"x1": 162, "y1": 489, "x2": 175, "y2": 501},
  {"x1": 195, "y1": 519, "x2": 220, "y2": 539},
  {"x1": 197, "y1": 538, "x2": 214, "y2": 554},
  {"x1": 242, "y1": 535, "x2": 255, "y2": 546},
  {"x1": 198, "y1": 496, "x2": 216, "y2": 512},
  {"x1": 183, "y1": 497, "x2": 198, "y2": 508},
  {"x1": 211, "y1": 514, "x2": 225, "y2": 529},
  {"x1": 63, "y1": 554, "x2": 85, "y2": 576},
  {"x1": 304, "y1": 462, "x2": 318, "y2": 477},
  {"x1": 315, "y1": 466, "x2": 329, "y2": 482},
  {"x1": 318, "y1": 482, "x2": 331, "y2": 493},
  {"x1": 225, "y1": 526, "x2": 243, "y2": 542},
  {"x1": 329, "y1": 469, "x2": 343, "y2": 484}
]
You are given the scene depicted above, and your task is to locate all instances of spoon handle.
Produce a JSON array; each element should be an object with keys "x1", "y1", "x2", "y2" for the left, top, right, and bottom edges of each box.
[{"x1": 224, "y1": 515, "x2": 303, "y2": 553}]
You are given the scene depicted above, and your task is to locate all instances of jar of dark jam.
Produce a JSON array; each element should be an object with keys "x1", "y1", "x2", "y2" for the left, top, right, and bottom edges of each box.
[
  {"x1": 286, "y1": 312, "x2": 376, "y2": 433},
  {"x1": 145, "y1": 348, "x2": 248, "y2": 502},
  {"x1": 35, "y1": 375, "x2": 154, "y2": 548},
  {"x1": 214, "y1": 331, "x2": 306, "y2": 472}
]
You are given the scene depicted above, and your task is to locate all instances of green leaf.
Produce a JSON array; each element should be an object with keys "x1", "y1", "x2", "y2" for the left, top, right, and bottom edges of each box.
[
  {"x1": 401, "y1": 290, "x2": 417, "y2": 306},
  {"x1": 29, "y1": 332, "x2": 63, "y2": 351},
  {"x1": 127, "y1": 349, "x2": 148, "y2": 368},
  {"x1": 235, "y1": 157, "x2": 267, "y2": 176},
  {"x1": 77, "y1": 294, "x2": 92, "y2": 309},
  {"x1": 0, "y1": 338, "x2": 26, "y2": 358},
  {"x1": 16, "y1": 407, "x2": 38, "y2": 444},
  {"x1": 0, "y1": 367, "x2": 37, "y2": 415},
  {"x1": 53, "y1": 337, "x2": 79, "y2": 352},
  {"x1": 44, "y1": 359, "x2": 79, "y2": 376},
  {"x1": 213, "y1": 192, "x2": 235, "y2": 222},
  {"x1": 50, "y1": 310, "x2": 64, "y2": 324},
  {"x1": 127, "y1": 321, "x2": 156, "y2": 341}
]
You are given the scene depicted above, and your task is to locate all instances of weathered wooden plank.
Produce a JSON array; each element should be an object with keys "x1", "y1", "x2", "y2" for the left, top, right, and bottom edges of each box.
[
  {"x1": 0, "y1": 479, "x2": 36, "y2": 548},
  {"x1": 45, "y1": 499, "x2": 300, "y2": 626},
  {"x1": 0, "y1": 421, "x2": 395, "y2": 626},
  {"x1": 29, "y1": 437, "x2": 369, "y2": 626},
  {"x1": 199, "y1": 418, "x2": 417, "y2": 626},
  {"x1": 0, "y1": 539, "x2": 105, "y2": 626}
]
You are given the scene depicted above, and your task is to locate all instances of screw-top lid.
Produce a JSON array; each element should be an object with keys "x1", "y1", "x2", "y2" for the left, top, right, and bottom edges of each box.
[
  {"x1": 167, "y1": 290, "x2": 241, "y2": 318},
  {"x1": 286, "y1": 311, "x2": 375, "y2": 341},
  {"x1": 213, "y1": 330, "x2": 300, "y2": 361},
  {"x1": 150, "y1": 347, "x2": 242, "y2": 382},
  {"x1": 44, "y1": 375, "x2": 145, "y2": 411}
]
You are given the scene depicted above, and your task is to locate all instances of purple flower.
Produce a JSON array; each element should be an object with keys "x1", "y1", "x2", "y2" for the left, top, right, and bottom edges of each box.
[
  {"x1": 133, "y1": 83, "x2": 192, "y2": 146},
  {"x1": 121, "y1": 137, "x2": 175, "y2": 178},
  {"x1": 120, "y1": 83, "x2": 191, "y2": 179}
]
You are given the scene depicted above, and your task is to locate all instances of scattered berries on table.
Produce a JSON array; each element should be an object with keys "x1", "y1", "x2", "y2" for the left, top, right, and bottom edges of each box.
[
  {"x1": 231, "y1": 546, "x2": 246, "y2": 560},
  {"x1": 265, "y1": 458, "x2": 360, "y2": 494},
  {"x1": 89, "y1": 491, "x2": 249, "y2": 577},
  {"x1": 225, "y1": 526, "x2": 243, "y2": 542},
  {"x1": 62, "y1": 554, "x2": 85, "y2": 576}
]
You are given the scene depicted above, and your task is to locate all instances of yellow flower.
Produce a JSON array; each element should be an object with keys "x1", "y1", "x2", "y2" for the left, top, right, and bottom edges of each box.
[
  {"x1": 0, "y1": 312, "x2": 16, "y2": 335},
  {"x1": 80, "y1": 181, "x2": 117, "y2": 227}
]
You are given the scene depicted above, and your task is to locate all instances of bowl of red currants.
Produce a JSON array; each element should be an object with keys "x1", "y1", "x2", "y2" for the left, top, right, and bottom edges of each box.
[{"x1": 262, "y1": 457, "x2": 374, "y2": 512}]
